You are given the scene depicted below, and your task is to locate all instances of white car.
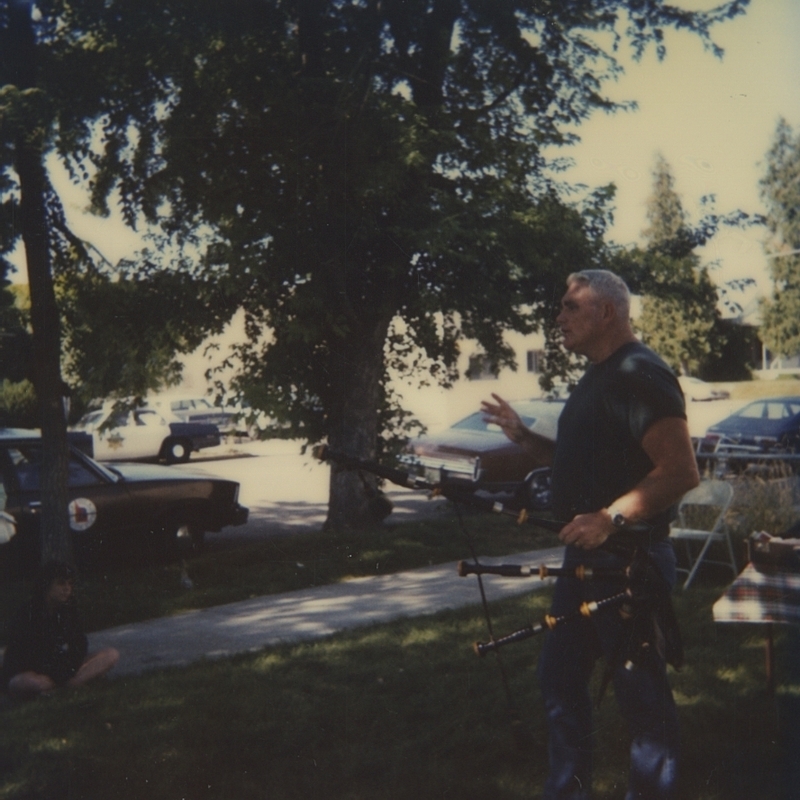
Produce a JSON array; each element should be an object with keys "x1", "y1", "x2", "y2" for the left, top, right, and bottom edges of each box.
[
  {"x1": 678, "y1": 376, "x2": 731, "y2": 402},
  {"x1": 71, "y1": 402, "x2": 221, "y2": 463},
  {"x1": 146, "y1": 395, "x2": 240, "y2": 435}
]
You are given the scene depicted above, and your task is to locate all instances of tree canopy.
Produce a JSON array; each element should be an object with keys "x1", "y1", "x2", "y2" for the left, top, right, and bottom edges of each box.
[{"x1": 2, "y1": 0, "x2": 750, "y2": 529}]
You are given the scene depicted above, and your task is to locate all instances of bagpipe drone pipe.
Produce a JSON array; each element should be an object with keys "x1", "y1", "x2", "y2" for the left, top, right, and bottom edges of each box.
[{"x1": 312, "y1": 445, "x2": 683, "y2": 671}]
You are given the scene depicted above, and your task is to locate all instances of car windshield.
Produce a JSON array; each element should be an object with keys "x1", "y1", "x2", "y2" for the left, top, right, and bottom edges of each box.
[
  {"x1": 172, "y1": 398, "x2": 215, "y2": 411},
  {"x1": 737, "y1": 401, "x2": 795, "y2": 420},
  {"x1": 7, "y1": 444, "x2": 113, "y2": 490},
  {"x1": 134, "y1": 409, "x2": 164, "y2": 426},
  {"x1": 451, "y1": 411, "x2": 537, "y2": 433},
  {"x1": 74, "y1": 410, "x2": 104, "y2": 429}
]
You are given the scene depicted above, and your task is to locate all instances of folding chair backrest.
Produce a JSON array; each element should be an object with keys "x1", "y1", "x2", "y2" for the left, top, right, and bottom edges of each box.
[
  {"x1": 671, "y1": 479, "x2": 737, "y2": 588},
  {"x1": 675, "y1": 480, "x2": 734, "y2": 532}
]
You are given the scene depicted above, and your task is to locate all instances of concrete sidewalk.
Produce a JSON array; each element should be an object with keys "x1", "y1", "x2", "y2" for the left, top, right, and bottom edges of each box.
[{"x1": 89, "y1": 546, "x2": 565, "y2": 677}]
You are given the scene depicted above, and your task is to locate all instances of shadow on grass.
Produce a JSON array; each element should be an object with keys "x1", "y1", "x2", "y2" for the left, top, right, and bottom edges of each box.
[
  {"x1": 1, "y1": 512, "x2": 560, "y2": 642},
  {"x1": 2, "y1": 583, "x2": 798, "y2": 799}
]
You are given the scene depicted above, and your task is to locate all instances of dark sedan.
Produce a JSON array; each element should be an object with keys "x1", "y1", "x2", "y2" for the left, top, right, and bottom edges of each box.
[
  {"x1": 402, "y1": 398, "x2": 564, "y2": 507},
  {"x1": 699, "y1": 397, "x2": 800, "y2": 458},
  {"x1": 0, "y1": 428, "x2": 248, "y2": 574}
]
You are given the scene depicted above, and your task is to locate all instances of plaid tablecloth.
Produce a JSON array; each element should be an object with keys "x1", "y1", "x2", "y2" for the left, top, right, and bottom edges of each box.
[{"x1": 713, "y1": 563, "x2": 800, "y2": 625}]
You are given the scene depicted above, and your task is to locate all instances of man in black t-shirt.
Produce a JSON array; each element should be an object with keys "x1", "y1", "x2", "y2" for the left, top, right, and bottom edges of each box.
[
  {"x1": 482, "y1": 270, "x2": 699, "y2": 799},
  {"x1": 551, "y1": 339, "x2": 687, "y2": 535}
]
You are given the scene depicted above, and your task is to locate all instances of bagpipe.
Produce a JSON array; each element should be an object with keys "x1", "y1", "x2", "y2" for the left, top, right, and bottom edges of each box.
[
  {"x1": 314, "y1": 444, "x2": 681, "y2": 659},
  {"x1": 314, "y1": 445, "x2": 683, "y2": 745}
]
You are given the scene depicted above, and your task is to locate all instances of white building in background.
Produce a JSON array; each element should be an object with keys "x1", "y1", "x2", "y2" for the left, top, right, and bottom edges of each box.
[
  {"x1": 388, "y1": 328, "x2": 550, "y2": 434},
  {"x1": 174, "y1": 311, "x2": 551, "y2": 436},
  {"x1": 175, "y1": 291, "x2": 789, "y2": 438}
]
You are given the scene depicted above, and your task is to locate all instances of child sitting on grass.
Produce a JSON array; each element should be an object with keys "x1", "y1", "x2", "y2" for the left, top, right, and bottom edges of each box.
[{"x1": 1, "y1": 560, "x2": 119, "y2": 699}]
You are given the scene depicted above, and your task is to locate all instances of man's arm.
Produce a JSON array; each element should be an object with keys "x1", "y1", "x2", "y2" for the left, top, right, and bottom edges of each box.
[{"x1": 558, "y1": 416, "x2": 700, "y2": 549}]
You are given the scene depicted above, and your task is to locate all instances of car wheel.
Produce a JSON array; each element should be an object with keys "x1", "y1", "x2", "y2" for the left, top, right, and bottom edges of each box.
[
  {"x1": 518, "y1": 467, "x2": 552, "y2": 511},
  {"x1": 160, "y1": 519, "x2": 205, "y2": 561},
  {"x1": 163, "y1": 438, "x2": 192, "y2": 464},
  {"x1": 780, "y1": 435, "x2": 800, "y2": 455},
  {"x1": 173, "y1": 520, "x2": 205, "y2": 557}
]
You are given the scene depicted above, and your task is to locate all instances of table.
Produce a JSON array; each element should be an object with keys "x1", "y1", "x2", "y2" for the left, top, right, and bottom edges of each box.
[{"x1": 713, "y1": 563, "x2": 800, "y2": 694}]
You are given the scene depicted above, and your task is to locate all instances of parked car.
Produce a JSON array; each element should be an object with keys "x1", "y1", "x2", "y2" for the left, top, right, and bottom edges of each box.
[
  {"x1": 402, "y1": 398, "x2": 564, "y2": 508},
  {"x1": 0, "y1": 427, "x2": 248, "y2": 573},
  {"x1": 147, "y1": 395, "x2": 238, "y2": 435},
  {"x1": 678, "y1": 376, "x2": 731, "y2": 402},
  {"x1": 698, "y1": 397, "x2": 800, "y2": 458},
  {"x1": 71, "y1": 401, "x2": 220, "y2": 463}
]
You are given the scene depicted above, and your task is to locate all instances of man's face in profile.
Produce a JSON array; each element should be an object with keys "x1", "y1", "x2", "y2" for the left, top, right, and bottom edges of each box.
[{"x1": 556, "y1": 282, "x2": 605, "y2": 357}]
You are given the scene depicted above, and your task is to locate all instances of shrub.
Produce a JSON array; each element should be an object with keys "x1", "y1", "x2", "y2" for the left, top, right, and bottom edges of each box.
[
  {"x1": 728, "y1": 468, "x2": 800, "y2": 538},
  {"x1": 0, "y1": 378, "x2": 38, "y2": 428}
]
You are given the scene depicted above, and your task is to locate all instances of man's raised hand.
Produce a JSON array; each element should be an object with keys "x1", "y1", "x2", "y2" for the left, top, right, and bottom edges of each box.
[{"x1": 480, "y1": 393, "x2": 526, "y2": 445}]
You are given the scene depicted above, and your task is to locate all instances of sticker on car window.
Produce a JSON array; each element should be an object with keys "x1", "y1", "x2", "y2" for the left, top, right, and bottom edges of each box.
[{"x1": 69, "y1": 498, "x2": 97, "y2": 531}]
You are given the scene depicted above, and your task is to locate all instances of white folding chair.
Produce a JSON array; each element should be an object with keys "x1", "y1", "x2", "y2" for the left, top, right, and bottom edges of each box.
[{"x1": 669, "y1": 479, "x2": 737, "y2": 589}]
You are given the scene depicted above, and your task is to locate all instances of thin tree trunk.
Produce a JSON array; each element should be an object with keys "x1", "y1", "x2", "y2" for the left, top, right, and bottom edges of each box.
[
  {"x1": 325, "y1": 316, "x2": 392, "y2": 531},
  {"x1": 11, "y1": 1, "x2": 72, "y2": 566}
]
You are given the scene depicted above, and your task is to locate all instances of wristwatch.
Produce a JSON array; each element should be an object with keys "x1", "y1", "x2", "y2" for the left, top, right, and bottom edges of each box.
[{"x1": 607, "y1": 505, "x2": 627, "y2": 529}]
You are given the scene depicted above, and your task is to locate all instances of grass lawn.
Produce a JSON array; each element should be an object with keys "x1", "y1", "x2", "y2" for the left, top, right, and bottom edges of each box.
[
  {"x1": 1, "y1": 579, "x2": 797, "y2": 799},
  {"x1": 725, "y1": 376, "x2": 800, "y2": 401},
  {"x1": 2, "y1": 499, "x2": 798, "y2": 798}
]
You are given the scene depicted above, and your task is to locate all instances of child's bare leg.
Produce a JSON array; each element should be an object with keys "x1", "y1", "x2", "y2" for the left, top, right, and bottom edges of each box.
[
  {"x1": 7, "y1": 671, "x2": 57, "y2": 698},
  {"x1": 67, "y1": 648, "x2": 120, "y2": 687}
]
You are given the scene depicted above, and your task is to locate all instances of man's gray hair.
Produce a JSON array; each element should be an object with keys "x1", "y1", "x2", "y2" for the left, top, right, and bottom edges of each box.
[{"x1": 567, "y1": 269, "x2": 631, "y2": 318}]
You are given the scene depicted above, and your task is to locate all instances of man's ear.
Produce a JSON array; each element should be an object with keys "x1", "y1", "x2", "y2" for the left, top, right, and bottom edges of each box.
[{"x1": 601, "y1": 300, "x2": 616, "y2": 322}]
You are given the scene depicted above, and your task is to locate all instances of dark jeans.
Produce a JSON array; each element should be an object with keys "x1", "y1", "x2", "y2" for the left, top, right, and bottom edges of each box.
[{"x1": 538, "y1": 541, "x2": 680, "y2": 800}]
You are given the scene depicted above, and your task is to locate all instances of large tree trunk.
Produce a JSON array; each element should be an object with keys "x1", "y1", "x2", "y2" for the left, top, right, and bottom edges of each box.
[
  {"x1": 11, "y1": 1, "x2": 72, "y2": 566},
  {"x1": 17, "y1": 142, "x2": 72, "y2": 566},
  {"x1": 325, "y1": 316, "x2": 393, "y2": 531}
]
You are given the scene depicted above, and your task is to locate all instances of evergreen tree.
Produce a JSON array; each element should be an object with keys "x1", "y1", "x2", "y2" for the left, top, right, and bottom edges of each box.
[
  {"x1": 759, "y1": 118, "x2": 800, "y2": 362},
  {"x1": 643, "y1": 154, "x2": 688, "y2": 246},
  {"x1": 633, "y1": 155, "x2": 724, "y2": 377}
]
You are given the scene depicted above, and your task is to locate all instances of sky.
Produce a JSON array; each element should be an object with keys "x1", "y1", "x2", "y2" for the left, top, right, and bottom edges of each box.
[
  {"x1": 556, "y1": 0, "x2": 800, "y2": 314},
  {"x1": 9, "y1": 0, "x2": 800, "y2": 318}
]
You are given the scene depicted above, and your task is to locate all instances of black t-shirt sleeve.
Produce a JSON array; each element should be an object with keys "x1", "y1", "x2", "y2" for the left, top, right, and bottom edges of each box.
[{"x1": 606, "y1": 350, "x2": 686, "y2": 444}]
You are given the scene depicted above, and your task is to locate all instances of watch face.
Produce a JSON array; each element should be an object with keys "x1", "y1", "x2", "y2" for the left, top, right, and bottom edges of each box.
[{"x1": 612, "y1": 513, "x2": 626, "y2": 528}]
